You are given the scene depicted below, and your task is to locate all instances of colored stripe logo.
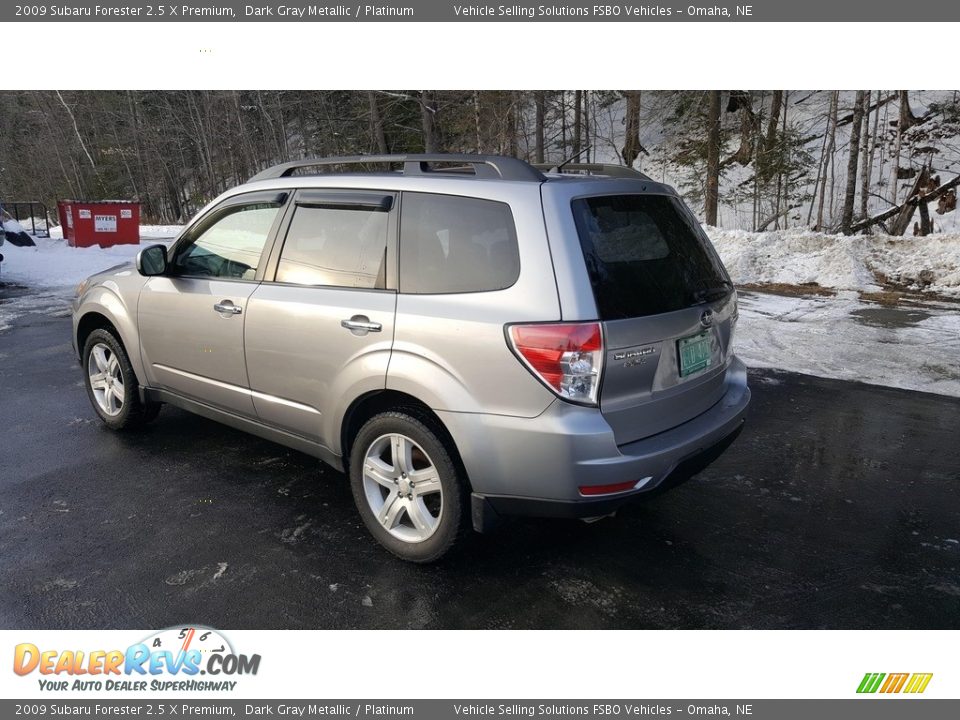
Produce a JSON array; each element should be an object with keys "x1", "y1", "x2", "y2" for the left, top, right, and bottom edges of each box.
[{"x1": 857, "y1": 672, "x2": 933, "y2": 694}]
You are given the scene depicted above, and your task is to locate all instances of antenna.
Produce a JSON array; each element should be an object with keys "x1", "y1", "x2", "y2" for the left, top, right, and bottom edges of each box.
[{"x1": 552, "y1": 146, "x2": 592, "y2": 173}]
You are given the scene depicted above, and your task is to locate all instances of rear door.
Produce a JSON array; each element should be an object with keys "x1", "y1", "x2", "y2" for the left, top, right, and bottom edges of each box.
[
  {"x1": 138, "y1": 191, "x2": 288, "y2": 417},
  {"x1": 571, "y1": 192, "x2": 737, "y2": 445},
  {"x1": 243, "y1": 189, "x2": 397, "y2": 446}
]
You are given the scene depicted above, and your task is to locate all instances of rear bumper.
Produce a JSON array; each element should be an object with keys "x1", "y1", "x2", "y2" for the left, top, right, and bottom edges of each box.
[
  {"x1": 472, "y1": 422, "x2": 743, "y2": 530},
  {"x1": 436, "y1": 356, "x2": 750, "y2": 531}
]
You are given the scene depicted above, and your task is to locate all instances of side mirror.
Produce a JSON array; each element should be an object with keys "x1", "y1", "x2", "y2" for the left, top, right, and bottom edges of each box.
[{"x1": 136, "y1": 244, "x2": 168, "y2": 276}]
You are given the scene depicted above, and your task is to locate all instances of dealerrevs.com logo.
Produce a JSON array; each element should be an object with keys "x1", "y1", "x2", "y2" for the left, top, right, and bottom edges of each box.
[
  {"x1": 857, "y1": 672, "x2": 933, "y2": 694},
  {"x1": 13, "y1": 626, "x2": 260, "y2": 692}
]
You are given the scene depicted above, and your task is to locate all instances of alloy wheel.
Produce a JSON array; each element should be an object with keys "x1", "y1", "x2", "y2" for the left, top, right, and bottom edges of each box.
[
  {"x1": 361, "y1": 433, "x2": 443, "y2": 543},
  {"x1": 87, "y1": 342, "x2": 125, "y2": 417}
]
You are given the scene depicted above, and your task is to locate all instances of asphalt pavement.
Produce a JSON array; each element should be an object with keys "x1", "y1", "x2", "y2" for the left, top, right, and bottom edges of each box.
[{"x1": 1, "y1": 283, "x2": 958, "y2": 629}]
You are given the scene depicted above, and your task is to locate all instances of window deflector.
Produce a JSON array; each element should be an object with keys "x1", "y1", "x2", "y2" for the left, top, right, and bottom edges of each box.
[{"x1": 295, "y1": 191, "x2": 393, "y2": 212}]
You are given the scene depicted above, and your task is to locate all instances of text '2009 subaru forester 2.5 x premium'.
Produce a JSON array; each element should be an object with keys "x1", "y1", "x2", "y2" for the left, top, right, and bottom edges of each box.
[{"x1": 72, "y1": 154, "x2": 750, "y2": 562}]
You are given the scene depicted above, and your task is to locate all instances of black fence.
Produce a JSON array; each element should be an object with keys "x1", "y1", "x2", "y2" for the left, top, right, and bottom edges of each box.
[{"x1": 1, "y1": 200, "x2": 52, "y2": 237}]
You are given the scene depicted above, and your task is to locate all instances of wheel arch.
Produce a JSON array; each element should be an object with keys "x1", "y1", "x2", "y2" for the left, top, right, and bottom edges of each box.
[
  {"x1": 340, "y1": 389, "x2": 471, "y2": 489},
  {"x1": 74, "y1": 286, "x2": 145, "y2": 382},
  {"x1": 76, "y1": 311, "x2": 121, "y2": 356}
]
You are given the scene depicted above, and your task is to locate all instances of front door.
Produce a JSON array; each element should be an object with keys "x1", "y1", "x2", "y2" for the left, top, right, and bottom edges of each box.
[{"x1": 138, "y1": 192, "x2": 287, "y2": 417}]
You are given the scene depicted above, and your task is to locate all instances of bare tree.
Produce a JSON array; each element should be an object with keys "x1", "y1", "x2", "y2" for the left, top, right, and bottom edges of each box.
[
  {"x1": 898, "y1": 90, "x2": 920, "y2": 131},
  {"x1": 725, "y1": 91, "x2": 756, "y2": 166},
  {"x1": 815, "y1": 91, "x2": 839, "y2": 229},
  {"x1": 534, "y1": 91, "x2": 546, "y2": 163},
  {"x1": 572, "y1": 90, "x2": 582, "y2": 157},
  {"x1": 859, "y1": 90, "x2": 879, "y2": 222},
  {"x1": 705, "y1": 90, "x2": 722, "y2": 226},
  {"x1": 473, "y1": 91, "x2": 483, "y2": 153},
  {"x1": 367, "y1": 92, "x2": 388, "y2": 154},
  {"x1": 764, "y1": 90, "x2": 783, "y2": 158},
  {"x1": 621, "y1": 91, "x2": 645, "y2": 167},
  {"x1": 55, "y1": 91, "x2": 97, "y2": 172},
  {"x1": 841, "y1": 91, "x2": 867, "y2": 234},
  {"x1": 890, "y1": 92, "x2": 907, "y2": 205},
  {"x1": 420, "y1": 91, "x2": 437, "y2": 153}
]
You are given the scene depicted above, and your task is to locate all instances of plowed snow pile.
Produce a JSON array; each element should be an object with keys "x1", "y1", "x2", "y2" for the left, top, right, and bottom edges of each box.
[{"x1": 708, "y1": 228, "x2": 960, "y2": 297}]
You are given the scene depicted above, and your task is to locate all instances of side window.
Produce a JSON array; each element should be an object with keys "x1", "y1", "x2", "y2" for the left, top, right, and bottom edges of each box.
[
  {"x1": 399, "y1": 192, "x2": 520, "y2": 294},
  {"x1": 172, "y1": 203, "x2": 280, "y2": 280},
  {"x1": 275, "y1": 205, "x2": 388, "y2": 288}
]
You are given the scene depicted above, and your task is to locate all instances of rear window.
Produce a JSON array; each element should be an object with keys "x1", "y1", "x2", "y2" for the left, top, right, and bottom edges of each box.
[
  {"x1": 572, "y1": 194, "x2": 731, "y2": 320},
  {"x1": 276, "y1": 204, "x2": 387, "y2": 289},
  {"x1": 399, "y1": 192, "x2": 519, "y2": 294}
]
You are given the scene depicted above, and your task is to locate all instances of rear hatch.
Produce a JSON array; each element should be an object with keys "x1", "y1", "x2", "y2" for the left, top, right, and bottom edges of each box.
[{"x1": 572, "y1": 193, "x2": 737, "y2": 445}]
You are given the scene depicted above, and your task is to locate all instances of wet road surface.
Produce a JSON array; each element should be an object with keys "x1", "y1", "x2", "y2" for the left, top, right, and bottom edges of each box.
[{"x1": 1, "y1": 290, "x2": 958, "y2": 629}]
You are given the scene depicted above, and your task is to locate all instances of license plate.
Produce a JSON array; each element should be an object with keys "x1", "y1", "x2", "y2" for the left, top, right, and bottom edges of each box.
[{"x1": 678, "y1": 332, "x2": 712, "y2": 377}]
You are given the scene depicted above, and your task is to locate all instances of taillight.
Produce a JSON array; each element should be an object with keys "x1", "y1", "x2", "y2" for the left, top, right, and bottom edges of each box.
[{"x1": 508, "y1": 322, "x2": 604, "y2": 405}]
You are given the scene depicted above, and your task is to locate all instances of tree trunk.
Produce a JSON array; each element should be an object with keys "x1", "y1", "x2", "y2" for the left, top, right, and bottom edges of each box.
[
  {"x1": 889, "y1": 165, "x2": 928, "y2": 236},
  {"x1": 816, "y1": 91, "x2": 839, "y2": 229},
  {"x1": 918, "y1": 193, "x2": 932, "y2": 236},
  {"x1": 899, "y1": 90, "x2": 920, "y2": 131},
  {"x1": 560, "y1": 91, "x2": 567, "y2": 155},
  {"x1": 507, "y1": 91, "x2": 519, "y2": 156},
  {"x1": 860, "y1": 90, "x2": 879, "y2": 222},
  {"x1": 621, "y1": 91, "x2": 644, "y2": 167},
  {"x1": 777, "y1": 91, "x2": 789, "y2": 228},
  {"x1": 765, "y1": 90, "x2": 783, "y2": 156},
  {"x1": 367, "y1": 92, "x2": 388, "y2": 154},
  {"x1": 705, "y1": 90, "x2": 722, "y2": 226},
  {"x1": 583, "y1": 91, "x2": 591, "y2": 162},
  {"x1": 841, "y1": 91, "x2": 866, "y2": 234},
  {"x1": 473, "y1": 91, "x2": 483, "y2": 154},
  {"x1": 420, "y1": 91, "x2": 437, "y2": 153},
  {"x1": 55, "y1": 91, "x2": 97, "y2": 172},
  {"x1": 725, "y1": 91, "x2": 755, "y2": 166},
  {"x1": 857, "y1": 95, "x2": 870, "y2": 220},
  {"x1": 572, "y1": 90, "x2": 582, "y2": 157},
  {"x1": 534, "y1": 91, "x2": 546, "y2": 163},
  {"x1": 890, "y1": 94, "x2": 905, "y2": 205}
]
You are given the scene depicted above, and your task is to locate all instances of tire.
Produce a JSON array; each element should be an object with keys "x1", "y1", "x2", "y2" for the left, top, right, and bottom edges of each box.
[
  {"x1": 82, "y1": 328, "x2": 161, "y2": 431},
  {"x1": 349, "y1": 411, "x2": 469, "y2": 563}
]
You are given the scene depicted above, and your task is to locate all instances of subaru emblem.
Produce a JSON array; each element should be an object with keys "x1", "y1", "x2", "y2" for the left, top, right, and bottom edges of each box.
[{"x1": 700, "y1": 309, "x2": 714, "y2": 328}]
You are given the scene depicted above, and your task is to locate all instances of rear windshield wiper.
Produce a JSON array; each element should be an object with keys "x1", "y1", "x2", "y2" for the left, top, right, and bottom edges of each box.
[{"x1": 693, "y1": 283, "x2": 733, "y2": 302}]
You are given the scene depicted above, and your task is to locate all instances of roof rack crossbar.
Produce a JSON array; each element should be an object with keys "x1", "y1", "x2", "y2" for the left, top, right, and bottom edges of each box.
[
  {"x1": 249, "y1": 154, "x2": 545, "y2": 183},
  {"x1": 533, "y1": 163, "x2": 652, "y2": 181}
]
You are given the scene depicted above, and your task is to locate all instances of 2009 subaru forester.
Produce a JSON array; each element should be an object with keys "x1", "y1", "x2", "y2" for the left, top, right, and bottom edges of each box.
[{"x1": 72, "y1": 154, "x2": 749, "y2": 562}]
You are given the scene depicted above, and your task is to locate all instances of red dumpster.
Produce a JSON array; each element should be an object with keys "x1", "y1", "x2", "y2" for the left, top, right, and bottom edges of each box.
[{"x1": 57, "y1": 200, "x2": 140, "y2": 248}]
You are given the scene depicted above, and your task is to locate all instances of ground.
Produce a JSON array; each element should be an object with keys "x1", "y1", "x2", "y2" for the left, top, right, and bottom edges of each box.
[{"x1": 1, "y1": 286, "x2": 958, "y2": 629}]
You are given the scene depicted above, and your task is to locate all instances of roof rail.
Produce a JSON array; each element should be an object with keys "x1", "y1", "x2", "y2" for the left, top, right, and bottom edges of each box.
[
  {"x1": 248, "y1": 154, "x2": 546, "y2": 183},
  {"x1": 533, "y1": 163, "x2": 653, "y2": 181}
]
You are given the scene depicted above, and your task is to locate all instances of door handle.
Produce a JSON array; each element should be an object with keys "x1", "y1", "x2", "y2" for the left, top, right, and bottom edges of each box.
[
  {"x1": 214, "y1": 301, "x2": 242, "y2": 315},
  {"x1": 341, "y1": 315, "x2": 382, "y2": 334}
]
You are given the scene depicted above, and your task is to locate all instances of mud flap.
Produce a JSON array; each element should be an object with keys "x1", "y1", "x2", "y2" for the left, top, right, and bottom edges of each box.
[{"x1": 471, "y1": 493, "x2": 503, "y2": 534}]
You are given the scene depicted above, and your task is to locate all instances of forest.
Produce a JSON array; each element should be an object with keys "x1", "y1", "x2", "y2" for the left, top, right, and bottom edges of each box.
[{"x1": 0, "y1": 90, "x2": 957, "y2": 234}]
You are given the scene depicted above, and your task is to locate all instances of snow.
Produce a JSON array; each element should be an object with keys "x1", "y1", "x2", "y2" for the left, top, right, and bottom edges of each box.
[
  {"x1": 736, "y1": 292, "x2": 960, "y2": 397},
  {"x1": 709, "y1": 227, "x2": 960, "y2": 297},
  {"x1": 3, "y1": 219, "x2": 28, "y2": 235},
  {"x1": 0, "y1": 227, "x2": 180, "y2": 288}
]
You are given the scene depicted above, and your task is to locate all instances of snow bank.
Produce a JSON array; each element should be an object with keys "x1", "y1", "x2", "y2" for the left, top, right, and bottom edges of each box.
[
  {"x1": 3, "y1": 219, "x2": 27, "y2": 234},
  {"x1": 708, "y1": 227, "x2": 960, "y2": 297},
  {"x1": 0, "y1": 227, "x2": 181, "y2": 288}
]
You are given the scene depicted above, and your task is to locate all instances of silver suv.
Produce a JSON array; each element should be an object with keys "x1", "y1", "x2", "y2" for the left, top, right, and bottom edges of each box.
[{"x1": 72, "y1": 154, "x2": 749, "y2": 562}]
